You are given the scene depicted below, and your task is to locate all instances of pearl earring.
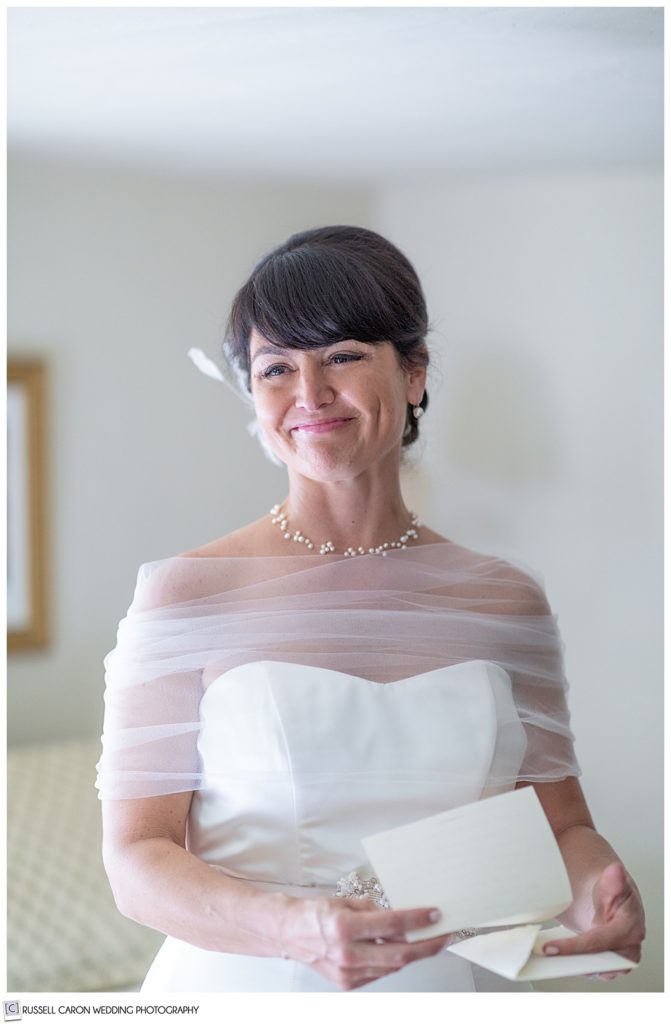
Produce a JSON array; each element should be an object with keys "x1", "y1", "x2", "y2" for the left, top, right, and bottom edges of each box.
[{"x1": 412, "y1": 405, "x2": 424, "y2": 419}]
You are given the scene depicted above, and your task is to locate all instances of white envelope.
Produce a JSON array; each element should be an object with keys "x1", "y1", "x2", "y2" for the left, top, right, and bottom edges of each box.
[
  {"x1": 361, "y1": 787, "x2": 638, "y2": 981},
  {"x1": 448, "y1": 924, "x2": 637, "y2": 981}
]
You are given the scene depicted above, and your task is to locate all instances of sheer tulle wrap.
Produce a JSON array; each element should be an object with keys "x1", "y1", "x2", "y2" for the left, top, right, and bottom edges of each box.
[{"x1": 95, "y1": 543, "x2": 580, "y2": 800}]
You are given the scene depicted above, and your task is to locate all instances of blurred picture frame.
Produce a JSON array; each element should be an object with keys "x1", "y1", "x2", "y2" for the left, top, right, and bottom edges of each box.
[{"x1": 7, "y1": 358, "x2": 49, "y2": 650}]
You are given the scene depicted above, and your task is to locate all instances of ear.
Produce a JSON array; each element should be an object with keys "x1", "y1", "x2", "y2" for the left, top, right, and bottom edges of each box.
[{"x1": 405, "y1": 362, "x2": 428, "y2": 406}]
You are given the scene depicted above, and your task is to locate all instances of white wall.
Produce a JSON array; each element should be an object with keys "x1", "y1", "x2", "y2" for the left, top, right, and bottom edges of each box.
[
  {"x1": 7, "y1": 151, "x2": 374, "y2": 744},
  {"x1": 374, "y1": 169, "x2": 663, "y2": 992},
  {"x1": 8, "y1": 156, "x2": 662, "y2": 991}
]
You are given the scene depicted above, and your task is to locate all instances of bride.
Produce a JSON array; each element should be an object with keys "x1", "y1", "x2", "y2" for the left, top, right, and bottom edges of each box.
[{"x1": 97, "y1": 225, "x2": 644, "y2": 992}]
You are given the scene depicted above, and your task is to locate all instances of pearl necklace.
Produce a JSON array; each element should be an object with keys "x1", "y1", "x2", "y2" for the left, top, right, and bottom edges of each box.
[{"x1": 270, "y1": 504, "x2": 421, "y2": 557}]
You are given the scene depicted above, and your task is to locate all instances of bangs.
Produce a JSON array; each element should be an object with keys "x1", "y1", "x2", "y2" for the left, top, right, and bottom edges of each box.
[
  {"x1": 232, "y1": 246, "x2": 413, "y2": 353},
  {"x1": 223, "y1": 225, "x2": 429, "y2": 448}
]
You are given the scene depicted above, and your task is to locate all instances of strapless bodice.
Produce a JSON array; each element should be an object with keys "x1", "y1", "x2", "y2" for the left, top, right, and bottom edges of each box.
[
  {"x1": 186, "y1": 659, "x2": 528, "y2": 893},
  {"x1": 107, "y1": 544, "x2": 575, "y2": 992}
]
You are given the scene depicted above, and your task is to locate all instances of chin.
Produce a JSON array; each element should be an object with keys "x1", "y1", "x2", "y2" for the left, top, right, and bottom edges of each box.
[
  {"x1": 300, "y1": 463, "x2": 356, "y2": 484},
  {"x1": 293, "y1": 450, "x2": 361, "y2": 482}
]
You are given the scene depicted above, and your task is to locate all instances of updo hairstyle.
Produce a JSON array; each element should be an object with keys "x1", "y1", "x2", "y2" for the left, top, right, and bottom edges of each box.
[{"x1": 224, "y1": 225, "x2": 430, "y2": 446}]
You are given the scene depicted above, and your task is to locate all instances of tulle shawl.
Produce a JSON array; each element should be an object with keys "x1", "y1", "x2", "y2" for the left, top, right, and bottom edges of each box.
[{"x1": 95, "y1": 542, "x2": 581, "y2": 799}]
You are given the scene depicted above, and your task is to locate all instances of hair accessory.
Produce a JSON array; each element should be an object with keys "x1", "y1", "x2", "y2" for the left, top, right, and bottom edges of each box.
[
  {"x1": 187, "y1": 347, "x2": 227, "y2": 384},
  {"x1": 270, "y1": 503, "x2": 420, "y2": 556},
  {"x1": 188, "y1": 347, "x2": 283, "y2": 467},
  {"x1": 187, "y1": 347, "x2": 252, "y2": 401}
]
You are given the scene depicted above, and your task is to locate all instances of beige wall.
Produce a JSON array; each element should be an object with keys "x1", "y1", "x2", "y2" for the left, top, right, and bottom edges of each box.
[
  {"x1": 374, "y1": 169, "x2": 663, "y2": 992},
  {"x1": 7, "y1": 151, "x2": 374, "y2": 743},
  {"x1": 8, "y1": 155, "x2": 662, "y2": 990}
]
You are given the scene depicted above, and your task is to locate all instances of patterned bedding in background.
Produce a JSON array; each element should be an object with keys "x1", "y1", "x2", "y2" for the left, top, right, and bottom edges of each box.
[{"x1": 7, "y1": 738, "x2": 163, "y2": 992}]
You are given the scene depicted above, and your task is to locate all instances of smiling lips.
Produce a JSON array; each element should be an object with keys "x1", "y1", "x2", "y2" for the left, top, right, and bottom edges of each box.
[{"x1": 291, "y1": 417, "x2": 354, "y2": 434}]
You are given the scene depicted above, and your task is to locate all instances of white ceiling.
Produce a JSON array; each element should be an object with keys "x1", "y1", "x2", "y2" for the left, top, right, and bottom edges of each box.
[{"x1": 7, "y1": 5, "x2": 663, "y2": 183}]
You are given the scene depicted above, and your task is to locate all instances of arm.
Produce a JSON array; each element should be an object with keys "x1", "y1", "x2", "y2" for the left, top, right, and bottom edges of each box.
[
  {"x1": 102, "y1": 792, "x2": 294, "y2": 956},
  {"x1": 516, "y1": 778, "x2": 646, "y2": 974},
  {"x1": 101, "y1": 793, "x2": 448, "y2": 989}
]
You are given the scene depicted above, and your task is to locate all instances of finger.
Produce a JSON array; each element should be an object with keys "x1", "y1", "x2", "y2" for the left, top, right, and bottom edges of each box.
[
  {"x1": 615, "y1": 944, "x2": 642, "y2": 964},
  {"x1": 340, "y1": 896, "x2": 382, "y2": 913},
  {"x1": 586, "y1": 941, "x2": 642, "y2": 974},
  {"x1": 542, "y1": 921, "x2": 638, "y2": 958},
  {"x1": 348, "y1": 906, "x2": 443, "y2": 943},
  {"x1": 350, "y1": 932, "x2": 448, "y2": 971},
  {"x1": 344, "y1": 966, "x2": 400, "y2": 990}
]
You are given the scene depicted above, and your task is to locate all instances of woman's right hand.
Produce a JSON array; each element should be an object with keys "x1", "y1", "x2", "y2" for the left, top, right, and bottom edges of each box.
[{"x1": 278, "y1": 895, "x2": 449, "y2": 990}]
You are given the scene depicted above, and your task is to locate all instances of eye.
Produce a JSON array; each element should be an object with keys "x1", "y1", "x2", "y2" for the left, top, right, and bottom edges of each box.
[
  {"x1": 329, "y1": 353, "x2": 364, "y2": 365},
  {"x1": 259, "y1": 363, "x2": 291, "y2": 379}
]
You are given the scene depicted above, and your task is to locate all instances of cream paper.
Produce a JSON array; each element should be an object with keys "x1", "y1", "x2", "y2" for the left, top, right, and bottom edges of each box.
[
  {"x1": 361, "y1": 787, "x2": 638, "y2": 980},
  {"x1": 448, "y1": 924, "x2": 638, "y2": 981}
]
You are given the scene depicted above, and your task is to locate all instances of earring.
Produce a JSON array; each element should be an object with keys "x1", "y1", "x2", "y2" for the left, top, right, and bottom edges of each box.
[{"x1": 412, "y1": 405, "x2": 424, "y2": 419}]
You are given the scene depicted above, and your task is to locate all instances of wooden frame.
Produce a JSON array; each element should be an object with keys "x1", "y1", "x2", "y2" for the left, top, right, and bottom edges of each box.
[{"x1": 7, "y1": 359, "x2": 49, "y2": 650}]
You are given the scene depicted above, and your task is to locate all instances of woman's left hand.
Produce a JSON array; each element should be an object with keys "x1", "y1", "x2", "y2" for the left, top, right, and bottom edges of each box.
[{"x1": 544, "y1": 861, "x2": 645, "y2": 980}]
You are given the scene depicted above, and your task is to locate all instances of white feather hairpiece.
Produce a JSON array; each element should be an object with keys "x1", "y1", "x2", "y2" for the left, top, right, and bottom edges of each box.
[
  {"x1": 187, "y1": 347, "x2": 284, "y2": 468},
  {"x1": 187, "y1": 346, "x2": 254, "y2": 402},
  {"x1": 187, "y1": 346, "x2": 226, "y2": 383}
]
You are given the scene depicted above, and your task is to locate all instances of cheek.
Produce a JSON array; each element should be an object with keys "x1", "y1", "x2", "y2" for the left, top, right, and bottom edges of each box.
[
  {"x1": 253, "y1": 398, "x2": 298, "y2": 456},
  {"x1": 252, "y1": 390, "x2": 283, "y2": 426},
  {"x1": 374, "y1": 381, "x2": 408, "y2": 428}
]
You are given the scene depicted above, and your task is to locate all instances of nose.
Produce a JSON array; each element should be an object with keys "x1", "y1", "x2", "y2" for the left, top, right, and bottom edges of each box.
[{"x1": 294, "y1": 362, "x2": 335, "y2": 412}]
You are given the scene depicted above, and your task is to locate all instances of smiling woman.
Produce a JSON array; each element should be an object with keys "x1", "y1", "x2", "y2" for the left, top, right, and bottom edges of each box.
[
  {"x1": 249, "y1": 333, "x2": 424, "y2": 492},
  {"x1": 226, "y1": 225, "x2": 430, "y2": 442},
  {"x1": 96, "y1": 225, "x2": 645, "y2": 993},
  {"x1": 216, "y1": 226, "x2": 433, "y2": 553}
]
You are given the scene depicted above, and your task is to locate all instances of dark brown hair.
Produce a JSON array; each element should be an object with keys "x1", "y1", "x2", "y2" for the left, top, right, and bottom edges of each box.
[{"x1": 224, "y1": 225, "x2": 430, "y2": 446}]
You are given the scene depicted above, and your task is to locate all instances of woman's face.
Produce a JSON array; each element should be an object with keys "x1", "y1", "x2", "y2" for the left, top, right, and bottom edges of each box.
[{"x1": 249, "y1": 328, "x2": 427, "y2": 482}]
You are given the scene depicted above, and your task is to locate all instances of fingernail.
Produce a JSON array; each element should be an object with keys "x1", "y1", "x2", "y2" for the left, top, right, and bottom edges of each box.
[
  {"x1": 428, "y1": 909, "x2": 442, "y2": 922},
  {"x1": 543, "y1": 945, "x2": 560, "y2": 955}
]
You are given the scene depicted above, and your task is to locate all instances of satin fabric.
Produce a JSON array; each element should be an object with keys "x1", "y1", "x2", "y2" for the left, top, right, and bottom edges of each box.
[
  {"x1": 97, "y1": 541, "x2": 580, "y2": 992},
  {"x1": 141, "y1": 658, "x2": 533, "y2": 992}
]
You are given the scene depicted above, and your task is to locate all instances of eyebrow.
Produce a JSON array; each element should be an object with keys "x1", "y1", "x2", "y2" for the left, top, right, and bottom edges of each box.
[
  {"x1": 250, "y1": 344, "x2": 287, "y2": 364},
  {"x1": 250, "y1": 339, "x2": 365, "y2": 364}
]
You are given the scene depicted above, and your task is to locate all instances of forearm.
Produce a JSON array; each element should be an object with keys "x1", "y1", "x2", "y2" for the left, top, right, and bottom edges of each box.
[
  {"x1": 106, "y1": 837, "x2": 295, "y2": 956},
  {"x1": 556, "y1": 824, "x2": 620, "y2": 931}
]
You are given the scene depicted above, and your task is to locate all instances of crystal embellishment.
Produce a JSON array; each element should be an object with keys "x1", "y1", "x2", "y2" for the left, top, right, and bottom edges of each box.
[
  {"x1": 333, "y1": 871, "x2": 479, "y2": 942},
  {"x1": 334, "y1": 870, "x2": 391, "y2": 909}
]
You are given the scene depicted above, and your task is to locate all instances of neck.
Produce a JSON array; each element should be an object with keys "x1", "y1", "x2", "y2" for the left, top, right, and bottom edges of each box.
[{"x1": 279, "y1": 466, "x2": 418, "y2": 554}]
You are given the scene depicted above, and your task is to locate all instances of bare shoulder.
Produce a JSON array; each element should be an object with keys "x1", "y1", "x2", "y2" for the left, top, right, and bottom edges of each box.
[
  {"x1": 419, "y1": 525, "x2": 451, "y2": 545},
  {"x1": 443, "y1": 536, "x2": 551, "y2": 616},
  {"x1": 178, "y1": 513, "x2": 279, "y2": 559},
  {"x1": 487, "y1": 557, "x2": 551, "y2": 615},
  {"x1": 132, "y1": 517, "x2": 273, "y2": 611}
]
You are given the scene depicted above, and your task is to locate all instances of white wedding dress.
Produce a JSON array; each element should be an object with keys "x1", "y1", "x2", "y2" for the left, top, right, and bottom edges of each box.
[{"x1": 141, "y1": 658, "x2": 534, "y2": 992}]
